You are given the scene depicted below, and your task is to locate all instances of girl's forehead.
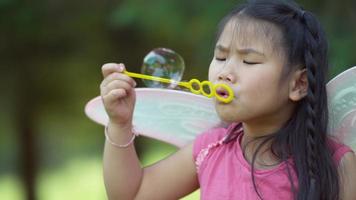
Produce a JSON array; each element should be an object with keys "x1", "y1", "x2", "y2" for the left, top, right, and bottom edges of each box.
[{"x1": 217, "y1": 17, "x2": 284, "y2": 56}]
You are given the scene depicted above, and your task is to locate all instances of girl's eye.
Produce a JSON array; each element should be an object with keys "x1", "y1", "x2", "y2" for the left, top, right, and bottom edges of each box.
[
  {"x1": 215, "y1": 57, "x2": 226, "y2": 61},
  {"x1": 243, "y1": 60, "x2": 260, "y2": 65}
]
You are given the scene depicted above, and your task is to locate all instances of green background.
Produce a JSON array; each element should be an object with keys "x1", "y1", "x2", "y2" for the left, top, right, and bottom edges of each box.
[{"x1": 1, "y1": 0, "x2": 355, "y2": 199}]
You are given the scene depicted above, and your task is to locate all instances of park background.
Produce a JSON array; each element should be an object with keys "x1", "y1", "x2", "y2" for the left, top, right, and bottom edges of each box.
[{"x1": 1, "y1": 0, "x2": 355, "y2": 199}]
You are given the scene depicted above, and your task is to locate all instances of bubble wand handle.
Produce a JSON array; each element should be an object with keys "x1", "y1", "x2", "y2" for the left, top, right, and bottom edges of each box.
[
  {"x1": 123, "y1": 70, "x2": 234, "y2": 103},
  {"x1": 124, "y1": 70, "x2": 186, "y2": 87}
]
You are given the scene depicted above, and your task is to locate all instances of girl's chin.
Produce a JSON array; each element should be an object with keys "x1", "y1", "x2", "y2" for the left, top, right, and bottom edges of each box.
[
  {"x1": 214, "y1": 97, "x2": 236, "y2": 104},
  {"x1": 218, "y1": 115, "x2": 240, "y2": 123},
  {"x1": 216, "y1": 108, "x2": 240, "y2": 122}
]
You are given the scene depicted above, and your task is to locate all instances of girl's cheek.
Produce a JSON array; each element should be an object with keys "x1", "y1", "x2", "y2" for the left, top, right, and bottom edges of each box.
[
  {"x1": 208, "y1": 69, "x2": 214, "y2": 81},
  {"x1": 208, "y1": 60, "x2": 225, "y2": 82},
  {"x1": 208, "y1": 62, "x2": 217, "y2": 81}
]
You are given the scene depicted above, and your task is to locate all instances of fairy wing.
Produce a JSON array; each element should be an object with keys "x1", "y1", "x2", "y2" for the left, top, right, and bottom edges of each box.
[
  {"x1": 85, "y1": 88, "x2": 224, "y2": 148},
  {"x1": 327, "y1": 66, "x2": 356, "y2": 151},
  {"x1": 85, "y1": 66, "x2": 356, "y2": 150}
]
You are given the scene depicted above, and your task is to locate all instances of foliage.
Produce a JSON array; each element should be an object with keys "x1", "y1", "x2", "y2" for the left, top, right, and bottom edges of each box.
[{"x1": 0, "y1": 0, "x2": 355, "y2": 199}]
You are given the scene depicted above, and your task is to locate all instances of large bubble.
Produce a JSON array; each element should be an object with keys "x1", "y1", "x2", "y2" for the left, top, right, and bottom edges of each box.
[{"x1": 141, "y1": 48, "x2": 185, "y2": 88}]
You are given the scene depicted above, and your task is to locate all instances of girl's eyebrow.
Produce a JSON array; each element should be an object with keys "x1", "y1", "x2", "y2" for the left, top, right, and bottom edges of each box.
[
  {"x1": 237, "y1": 48, "x2": 265, "y2": 57},
  {"x1": 215, "y1": 44, "x2": 229, "y2": 52},
  {"x1": 215, "y1": 44, "x2": 265, "y2": 57}
]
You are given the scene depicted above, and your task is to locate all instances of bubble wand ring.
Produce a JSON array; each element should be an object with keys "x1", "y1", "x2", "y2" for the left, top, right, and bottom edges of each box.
[{"x1": 123, "y1": 70, "x2": 234, "y2": 103}]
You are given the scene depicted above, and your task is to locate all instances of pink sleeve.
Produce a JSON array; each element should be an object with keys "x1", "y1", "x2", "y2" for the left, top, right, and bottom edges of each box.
[
  {"x1": 327, "y1": 138, "x2": 354, "y2": 166},
  {"x1": 193, "y1": 127, "x2": 227, "y2": 161},
  {"x1": 193, "y1": 133, "x2": 205, "y2": 161}
]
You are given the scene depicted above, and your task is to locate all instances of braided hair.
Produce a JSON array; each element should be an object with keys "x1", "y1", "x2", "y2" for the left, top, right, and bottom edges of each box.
[{"x1": 219, "y1": 0, "x2": 339, "y2": 199}]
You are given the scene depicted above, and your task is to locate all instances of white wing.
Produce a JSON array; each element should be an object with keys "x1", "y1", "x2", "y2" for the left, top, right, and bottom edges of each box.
[
  {"x1": 327, "y1": 66, "x2": 356, "y2": 150},
  {"x1": 84, "y1": 88, "x2": 224, "y2": 148},
  {"x1": 85, "y1": 67, "x2": 356, "y2": 150}
]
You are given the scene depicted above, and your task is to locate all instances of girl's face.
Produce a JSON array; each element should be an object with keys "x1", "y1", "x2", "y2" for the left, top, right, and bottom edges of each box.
[{"x1": 209, "y1": 17, "x2": 296, "y2": 130}]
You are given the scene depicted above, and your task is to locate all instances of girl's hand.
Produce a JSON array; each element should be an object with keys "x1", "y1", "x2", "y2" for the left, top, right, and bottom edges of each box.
[{"x1": 100, "y1": 63, "x2": 137, "y2": 127}]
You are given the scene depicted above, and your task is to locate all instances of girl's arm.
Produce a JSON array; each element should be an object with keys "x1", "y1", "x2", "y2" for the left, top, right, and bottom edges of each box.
[
  {"x1": 134, "y1": 142, "x2": 199, "y2": 199},
  {"x1": 338, "y1": 152, "x2": 356, "y2": 200},
  {"x1": 101, "y1": 63, "x2": 198, "y2": 200},
  {"x1": 103, "y1": 122, "x2": 199, "y2": 200},
  {"x1": 103, "y1": 122, "x2": 142, "y2": 200}
]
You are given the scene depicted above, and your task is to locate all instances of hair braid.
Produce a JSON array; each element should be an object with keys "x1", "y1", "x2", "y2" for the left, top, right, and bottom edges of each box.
[
  {"x1": 300, "y1": 10, "x2": 330, "y2": 199},
  {"x1": 219, "y1": 1, "x2": 340, "y2": 199}
]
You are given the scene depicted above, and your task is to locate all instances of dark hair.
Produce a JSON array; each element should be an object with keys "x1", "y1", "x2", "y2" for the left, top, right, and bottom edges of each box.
[{"x1": 219, "y1": 0, "x2": 339, "y2": 199}]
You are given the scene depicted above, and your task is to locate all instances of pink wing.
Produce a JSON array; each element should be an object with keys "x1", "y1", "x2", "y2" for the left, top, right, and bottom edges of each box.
[
  {"x1": 85, "y1": 66, "x2": 356, "y2": 150},
  {"x1": 85, "y1": 88, "x2": 224, "y2": 148}
]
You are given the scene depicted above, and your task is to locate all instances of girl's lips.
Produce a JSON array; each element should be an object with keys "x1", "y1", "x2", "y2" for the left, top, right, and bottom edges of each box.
[
  {"x1": 215, "y1": 86, "x2": 237, "y2": 100},
  {"x1": 216, "y1": 88, "x2": 229, "y2": 98}
]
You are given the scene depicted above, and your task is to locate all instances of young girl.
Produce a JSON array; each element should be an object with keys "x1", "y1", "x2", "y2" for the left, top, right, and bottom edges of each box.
[{"x1": 100, "y1": 0, "x2": 356, "y2": 199}]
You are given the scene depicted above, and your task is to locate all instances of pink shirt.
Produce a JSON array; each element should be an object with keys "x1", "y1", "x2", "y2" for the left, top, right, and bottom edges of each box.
[{"x1": 193, "y1": 123, "x2": 353, "y2": 200}]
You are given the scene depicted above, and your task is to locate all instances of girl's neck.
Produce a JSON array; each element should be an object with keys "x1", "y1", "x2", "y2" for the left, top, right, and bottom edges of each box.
[{"x1": 240, "y1": 123, "x2": 283, "y2": 169}]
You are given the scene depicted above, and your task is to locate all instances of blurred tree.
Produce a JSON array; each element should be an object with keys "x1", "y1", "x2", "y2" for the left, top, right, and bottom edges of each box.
[{"x1": 0, "y1": 0, "x2": 355, "y2": 199}]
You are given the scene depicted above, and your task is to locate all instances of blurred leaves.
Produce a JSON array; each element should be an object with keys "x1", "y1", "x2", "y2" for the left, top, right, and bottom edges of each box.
[{"x1": 0, "y1": 0, "x2": 355, "y2": 199}]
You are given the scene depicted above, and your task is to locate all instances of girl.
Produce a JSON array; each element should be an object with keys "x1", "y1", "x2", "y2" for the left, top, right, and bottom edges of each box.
[{"x1": 100, "y1": 0, "x2": 356, "y2": 199}]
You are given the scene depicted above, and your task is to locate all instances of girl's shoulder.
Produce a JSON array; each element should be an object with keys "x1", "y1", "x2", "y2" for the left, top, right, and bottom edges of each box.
[
  {"x1": 193, "y1": 123, "x2": 242, "y2": 149},
  {"x1": 192, "y1": 126, "x2": 228, "y2": 159},
  {"x1": 192, "y1": 123, "x2": 243, "y2": 170},
  {"x1": 327, "y1": 137, "x2": 354, "y2": 165}
]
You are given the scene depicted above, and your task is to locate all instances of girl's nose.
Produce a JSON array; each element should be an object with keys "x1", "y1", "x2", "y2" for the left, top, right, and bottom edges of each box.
[
  {"x1": 218, "y1": 71, "x2": 234, "y2": 82},
  {"x1": 216, "y1": 58, "x2": 237, "y2": 83}
]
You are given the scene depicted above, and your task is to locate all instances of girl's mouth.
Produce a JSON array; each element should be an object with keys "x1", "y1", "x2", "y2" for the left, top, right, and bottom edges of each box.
[{"x1": 216, "y1": 87, "x2": 231, "y2": 99}]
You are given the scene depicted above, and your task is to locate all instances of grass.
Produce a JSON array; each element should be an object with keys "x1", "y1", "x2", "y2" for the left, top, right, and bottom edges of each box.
[
  {"x1": 0, "y1": 137, "x2": 199, "y2": 200},
  {"x1": 0, "y1": 175, "x2": 24, "y2": 200}
]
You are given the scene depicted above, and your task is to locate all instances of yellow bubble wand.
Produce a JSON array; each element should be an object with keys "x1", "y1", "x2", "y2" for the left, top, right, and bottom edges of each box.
[{"x1": 123, "y1": 70, "x2": 234, "y2": 103}]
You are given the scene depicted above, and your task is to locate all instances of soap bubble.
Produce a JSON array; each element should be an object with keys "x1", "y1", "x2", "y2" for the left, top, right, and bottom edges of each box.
[{"x1": 141, "y1": 48, "x2": 185, "y2": 88}]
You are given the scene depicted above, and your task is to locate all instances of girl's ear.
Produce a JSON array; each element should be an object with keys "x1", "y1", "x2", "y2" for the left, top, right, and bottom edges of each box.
[{"x1": 289, "y1": 69, "x2": 308, "y2": 101}]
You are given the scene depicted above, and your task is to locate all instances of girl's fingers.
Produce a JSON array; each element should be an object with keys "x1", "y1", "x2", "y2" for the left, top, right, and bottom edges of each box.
[
  {"x1": 101, "y1": 63, "x2": 125, "y2": 78},
  {"x1": 103, "y1": 89, "x2": 128, "y2": 102},
  {"x1": 100, "y1": 72, "x2": 136, "y2": 89},
  {"x1": 101, "y1": 79, "x2": 133, "y2": 97}
]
